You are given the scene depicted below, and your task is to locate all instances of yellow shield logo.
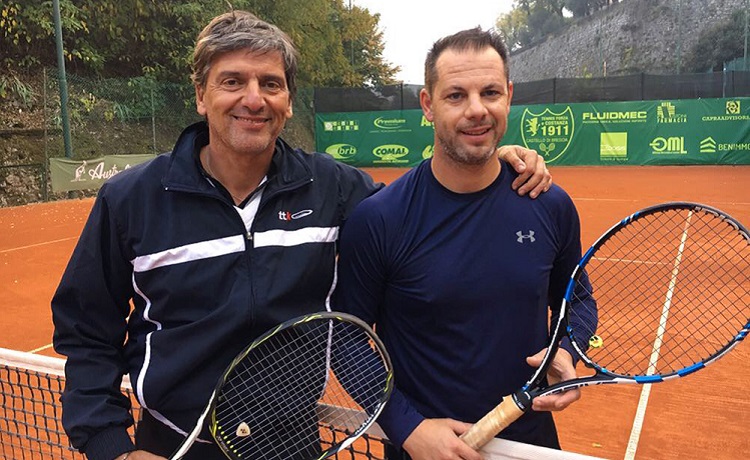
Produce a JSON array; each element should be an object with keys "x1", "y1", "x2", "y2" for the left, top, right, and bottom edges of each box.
[{"x1": 520, "y1": 107, "x2": 575, "y2": 164}]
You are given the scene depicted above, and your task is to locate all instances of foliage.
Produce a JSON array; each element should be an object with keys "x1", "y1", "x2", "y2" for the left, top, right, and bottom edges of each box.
[
  {"x1": 565, "y1": 0, "x2": 621, "y2": 18},
  {"x1": 0, "y1": 0, "x2": 398, "y2": 89},
  {"x1": 0, "y1": 73, "x2": 36, "y2": 107},
  {"x1": 342, "y1": 4, "x2": 401, "y2": 86},
  {"x1": 683, "y1": 9, "x2": 747, "y2": 73},
  {"x1": 60, "y1": 74, "x2": 199, "y2": 128},
  {"x1": 496, "y1": 0, "x2": 568, "y2": 51},
  {"x1": 496, "y1": 7, "x2": 532, "y2": 52},
  {"x1": 496, "y1": 0, "x2": 622, "y2": 52}
]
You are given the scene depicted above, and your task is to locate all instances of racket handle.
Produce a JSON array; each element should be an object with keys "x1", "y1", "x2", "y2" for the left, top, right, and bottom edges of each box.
[{"x1": 460, "y1": 395, "x2": 525, "y2": 450}]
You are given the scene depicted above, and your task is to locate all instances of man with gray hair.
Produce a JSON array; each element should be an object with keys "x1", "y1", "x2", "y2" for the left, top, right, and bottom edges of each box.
[{"x1": 52, "y1": 11, "x2": 551, "y2": 460}]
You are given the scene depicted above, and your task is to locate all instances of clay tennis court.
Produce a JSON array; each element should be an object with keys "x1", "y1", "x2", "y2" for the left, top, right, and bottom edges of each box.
[{"x1": 1, "y1": 164, "x2": 748, "y2": 459}]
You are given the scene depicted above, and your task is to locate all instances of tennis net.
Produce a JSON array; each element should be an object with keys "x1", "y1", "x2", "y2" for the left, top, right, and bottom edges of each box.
[
  {"x1": 0, "y1": 347, "x2": 387, "y2": 459},
  {"x1": 0, "y1": 347, "x2": 602, "y2": 460},
  {"x1": 1, "y1": 348, "x2": 96, "y2": 459}
]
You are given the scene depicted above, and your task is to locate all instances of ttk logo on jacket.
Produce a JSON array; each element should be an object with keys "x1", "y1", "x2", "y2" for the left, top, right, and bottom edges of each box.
[{"x1": 278, "y1": 210, "x2": 314, "y2": 221}]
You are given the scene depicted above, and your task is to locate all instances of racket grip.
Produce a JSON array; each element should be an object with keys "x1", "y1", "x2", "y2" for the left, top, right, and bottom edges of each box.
[{"x1": 459, "y1": 395, "x2": 525, "y2": 450}]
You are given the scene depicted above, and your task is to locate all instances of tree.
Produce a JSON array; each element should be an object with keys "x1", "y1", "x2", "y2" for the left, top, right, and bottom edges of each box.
[
  {"x1": 496, "y1": 0, "x2": 627, "y2": 51},
  {"x1": 339, "y1": 2, "x2": 400, "y2": 87},
  {"x1": 496, "y1": 7, "x2": 531, "y2": 52},
  {"x1": 564, "y1": 0, "x2": 621, "y2": 18},
  {"x1": 525, "y1": 0, "x2": 567, "y2": 43},
  {"x1": 0, "y1": 0, "x2": 90, "y2": 71},
  {"x1": 683, "y1": 10, "x2": 747, "y2": 72},
  {"x1": 0, "y1": 0, "x2": 398, "y2": 89},
  {"x1": 235, "y1": 0, "x2": 397, "y2": 88},
  {"x1": 495, "y1": 0, "x2": 569, "y2": 51}
]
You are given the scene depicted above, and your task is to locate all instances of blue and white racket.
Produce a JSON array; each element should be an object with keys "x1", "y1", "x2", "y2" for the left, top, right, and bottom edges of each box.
[{"x1": 461, "y1": 202, "x2": 750, "y2": 449}]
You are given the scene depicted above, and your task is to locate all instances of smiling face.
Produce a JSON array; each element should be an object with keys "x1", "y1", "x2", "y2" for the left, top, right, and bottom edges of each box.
[
  {"x1": 420, "y1": 46, "x2": 513, "y2": 167},
  {"x1": 195, "y1": 48, "x2": 293, "y2": 158}
]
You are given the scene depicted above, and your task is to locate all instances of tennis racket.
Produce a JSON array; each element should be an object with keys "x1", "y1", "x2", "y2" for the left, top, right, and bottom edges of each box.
[
  {"x1": 461, "y1": 201, "x2": 750, "y2": 449},
  {"x1": 170, "y1": 311, "x2": 393, "y2": 460}
]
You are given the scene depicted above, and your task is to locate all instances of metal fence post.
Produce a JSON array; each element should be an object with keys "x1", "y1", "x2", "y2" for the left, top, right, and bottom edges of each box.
[
  {"x1": 42, "y1": 68, "x2": 49, "y2": 201},
  {"x1": 553, "y1": 78, "x2": 557, "y2": 103},
  {"x1": 744, "y1": 0, "x2": 748, "y2": 71},
  {"x1": 152, "y1": 85, "x2": 157, "y2": 154},
  {"x1": 52, "y1": 0, "x2": 73, "y2": 158}
]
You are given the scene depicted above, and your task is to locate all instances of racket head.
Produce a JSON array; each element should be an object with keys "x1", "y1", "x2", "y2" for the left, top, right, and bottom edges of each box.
[
  {"x1": 564, "y1": 202, "x2": 750, "y2": 384},
  {"x1": 461, "y1": 202, "x2": 749, "y2": 449},
  {"x1": 206, "y1": 312, "x2": 393, "y2": 460}
]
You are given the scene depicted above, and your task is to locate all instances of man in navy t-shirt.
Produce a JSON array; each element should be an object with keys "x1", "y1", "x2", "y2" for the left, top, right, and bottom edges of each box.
[{"x1": 335, "y1": 27, "x2": 593, "y2": 460}]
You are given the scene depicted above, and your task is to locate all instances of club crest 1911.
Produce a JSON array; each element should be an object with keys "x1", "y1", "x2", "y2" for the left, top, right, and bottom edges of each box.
[{"x1": 520, "y1": 106, "x2": 575, "y2": 164}]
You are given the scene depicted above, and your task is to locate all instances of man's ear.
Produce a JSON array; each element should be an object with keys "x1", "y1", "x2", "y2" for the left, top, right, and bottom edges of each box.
[
  {"x1": 285, "y1": 97, "x2": 293, "y2": 119},
  {"x1": 195, "y1": 84, "x2": 207, "y2": 116},
  {"x1": 419, "y1": 88, "x2": 434, "y2": 122},
  {"x1": 507, "y1": 80, "x2": 514, "y2": 115}
]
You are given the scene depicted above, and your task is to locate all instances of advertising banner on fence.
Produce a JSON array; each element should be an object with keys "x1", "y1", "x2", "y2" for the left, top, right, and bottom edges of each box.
[
  {"x1": 50, "y1": 154, "x2": 156, "y2": 192},
  {"x1": 316, "y1": 110, "x2": 432, "y2": 167},
  {"x1": 315, "y1": 97, "x2": 750, "y2": 167}
]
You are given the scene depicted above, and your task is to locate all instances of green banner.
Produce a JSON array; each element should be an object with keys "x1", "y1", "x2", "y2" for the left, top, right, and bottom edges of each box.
[
  {"x1": 315, "y1": 97, "x2": 750, "y2": 166},
  {"x1": 50, "y1": 154, "x2": 156, "y2": 192},
  {"x1": 315, "y1": 110, "x2": 432, "y2": 167}
]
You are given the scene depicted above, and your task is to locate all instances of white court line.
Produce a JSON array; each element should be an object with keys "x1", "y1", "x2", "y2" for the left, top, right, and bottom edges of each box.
[
  {"x1": 572, "y1": 196, "x2": 750, "y2": 207},
  {"x1": 573, "y1": 197, "x2": 642, "y2": 202},
  {"x1": 624, "y1": 211, "x2": 693, "y2": 460},
  {"x1": 592, "y1": 256, "x2": 669, "y2": 266},
  {"x1": 0, "y1": 236, "x2": 78, "y2": 254},
  {"x1": 27, "y1": 343, "x2": 54, "y2": 354}
]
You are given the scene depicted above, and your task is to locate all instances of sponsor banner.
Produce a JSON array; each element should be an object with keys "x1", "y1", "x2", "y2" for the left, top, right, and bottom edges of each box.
[
  {"x1": 50, "y1": 154, "x2": 156, "y2": 192},
  {"x1": 316, "y1": 109, "x2": 433, "y2": 167},
  {"x1": 315, "y1": 98, "x2": 750, "y2": 166}
]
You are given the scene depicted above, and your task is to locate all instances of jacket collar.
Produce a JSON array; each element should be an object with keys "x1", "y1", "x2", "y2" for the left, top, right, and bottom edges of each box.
[{"x1": 162, "y1": 121, "x2": 312, "y2": 194}]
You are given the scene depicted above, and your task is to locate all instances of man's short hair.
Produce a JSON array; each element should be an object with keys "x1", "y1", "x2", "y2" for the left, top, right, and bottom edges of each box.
[
  {"x1": 423, "y1": 27, "x2": 510, "y2": 94},
  {"x1": 191, "y1": 10, "x2": 299, "y2": 99}
]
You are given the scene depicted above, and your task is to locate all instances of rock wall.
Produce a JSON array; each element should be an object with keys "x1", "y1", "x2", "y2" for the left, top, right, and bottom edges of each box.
[{"x1": 509, "y1": 0, "x2": 743, "y2": 82}]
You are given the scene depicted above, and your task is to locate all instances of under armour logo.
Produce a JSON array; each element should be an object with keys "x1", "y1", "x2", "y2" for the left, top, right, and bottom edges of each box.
[
  {"x1": 516, "y1": 230, "x2": 536, "y2": 243},
  {"x1": 278, "y1": 210, "x2": 314, "y2": 221}
]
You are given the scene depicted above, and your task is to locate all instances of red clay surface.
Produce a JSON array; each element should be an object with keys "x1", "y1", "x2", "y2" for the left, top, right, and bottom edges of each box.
[{"x1": 1, "y1": 165, "x2": 749, "y2": 459}]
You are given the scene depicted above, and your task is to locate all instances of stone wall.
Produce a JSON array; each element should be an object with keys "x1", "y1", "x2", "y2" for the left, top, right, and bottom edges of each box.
[{"x1": 509, "y1": 0, "x2": 743, "y2": 82}]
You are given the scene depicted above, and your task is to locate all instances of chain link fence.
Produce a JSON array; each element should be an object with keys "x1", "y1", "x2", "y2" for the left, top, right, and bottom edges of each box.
[{"x1": 60, "y1": 72, "x2": 200, "y2": 154}]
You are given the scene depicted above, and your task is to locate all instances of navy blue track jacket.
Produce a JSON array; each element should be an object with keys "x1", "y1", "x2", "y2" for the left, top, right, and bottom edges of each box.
[{"x1": 51, "y1": 121, "x2": 381, "y2": 460}]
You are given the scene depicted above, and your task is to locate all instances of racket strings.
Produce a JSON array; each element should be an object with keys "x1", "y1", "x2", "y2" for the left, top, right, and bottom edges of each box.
[
  {"x1": 217, "y1": 328, "x2": 329, "y2": 458},
  {"x1": 211, "y1": 318, "x2": 390, "y2": 460},
  {"x1": 569, "y1": 207, "x2": 749, "y2": 378}
]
